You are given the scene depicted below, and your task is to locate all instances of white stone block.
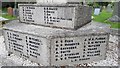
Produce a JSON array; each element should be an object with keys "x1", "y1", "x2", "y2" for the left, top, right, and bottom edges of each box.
[{"x1": 18, "y1": 4, "x2": 92, "y2": 30}]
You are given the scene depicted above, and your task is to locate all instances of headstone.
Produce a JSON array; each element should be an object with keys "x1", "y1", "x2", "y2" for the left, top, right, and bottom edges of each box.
[
  {"x1": 107, "y1": 4, "x2": 113, "y2": 12},
  {"x1": 7, "y1": 7, "x2": 13, "y2": 16},
  {"x1": 94, "y1": 8, "x2": 100, "y2": 15}
]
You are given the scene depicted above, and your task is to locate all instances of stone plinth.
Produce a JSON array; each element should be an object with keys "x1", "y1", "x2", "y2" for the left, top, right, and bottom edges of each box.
[{"x1": 3, "y1": 20, "x2": 109, "y2": 66}]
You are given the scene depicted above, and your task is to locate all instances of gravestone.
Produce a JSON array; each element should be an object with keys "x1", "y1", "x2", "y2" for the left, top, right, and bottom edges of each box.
[
  {"x1": 7, "y1": 7, "x2": 13, "y2": 16},
  {"x1": 94, "y1": 8, "x2": 100, "y2": 15},
  {"x1": 107, "y1": 4, "x2": 113, "y2": 13},
  {"x1": 108, "y1": 2, "x2": 120, "y2": 22}
]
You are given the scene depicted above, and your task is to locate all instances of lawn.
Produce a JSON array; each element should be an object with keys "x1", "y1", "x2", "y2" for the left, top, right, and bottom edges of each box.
[
  {"x1": 2, "y1": 14, "x2": 16, "y2": 20},
  {"x1": 93, "y1": 10, "x2": 120, "y2": 29}
]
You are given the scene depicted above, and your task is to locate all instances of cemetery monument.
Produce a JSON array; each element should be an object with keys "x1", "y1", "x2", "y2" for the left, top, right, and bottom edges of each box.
[{"x1": 3, "y1": 0, "x2": 110, "y2": 66}]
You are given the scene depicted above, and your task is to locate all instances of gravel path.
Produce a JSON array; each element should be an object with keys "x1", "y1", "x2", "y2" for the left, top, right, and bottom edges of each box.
[{"x1": 0, "y1": 35, "x2": 119, "y2": 67}]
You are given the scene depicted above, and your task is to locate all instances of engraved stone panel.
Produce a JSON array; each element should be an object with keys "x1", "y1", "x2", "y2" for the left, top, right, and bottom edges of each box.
[
  {"x1": 19, "y1": 4, "x2": 92, "y2": 30},
  {"x1": 3, "y1": 20, "x2": 109, "y2": 66}
]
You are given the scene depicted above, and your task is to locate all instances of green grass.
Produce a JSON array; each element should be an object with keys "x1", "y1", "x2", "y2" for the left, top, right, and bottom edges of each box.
[
  {"x1": 2, "y1": 14, "x2": 17, "y2": 20},
  {"x1": 93, "y1": 10, "x2": 120, "y2": 29},
  {"x1": 104, "y1": 20, "x2": 120, "y2": 28}
]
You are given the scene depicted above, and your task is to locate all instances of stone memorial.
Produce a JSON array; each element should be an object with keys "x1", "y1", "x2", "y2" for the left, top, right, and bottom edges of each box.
[
  {"x1": 3, "y1": 0, "x2": 110, "y2": 66},
  {"x1": 3, "y1": 20, "x2": 109, "y2": 66}
]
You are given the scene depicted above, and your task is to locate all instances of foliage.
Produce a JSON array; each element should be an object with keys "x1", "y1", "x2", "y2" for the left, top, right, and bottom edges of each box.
[
  {"x1": 88, "y1": 2, "x2": 112, "y2": 8},
  {"x1": 2, "y1": 8, "x2": 7, "y2": 13}
]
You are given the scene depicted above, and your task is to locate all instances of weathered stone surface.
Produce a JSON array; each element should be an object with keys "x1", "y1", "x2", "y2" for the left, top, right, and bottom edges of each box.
[
  {"x1": 108, "y1": 15, "x2": 120, "y2": 22},
  {"x1": 110, "y1": 28, "x2": 120, "y2": 36},
  {"x1": 113, "y1": 2, "x2": 120, "y2": 17},
  {"x1": 108, "y1": 2, "x2": 120, "y2": 22},
  {"x1": 3, "y1": 20, "x2": 109, "y2": 66},
  {"x1": 0, "y1": 35, "x2": 118, "y2": 66},
  {"x1": 19, "y1": 4, "x2": 92, "y2": 30}
]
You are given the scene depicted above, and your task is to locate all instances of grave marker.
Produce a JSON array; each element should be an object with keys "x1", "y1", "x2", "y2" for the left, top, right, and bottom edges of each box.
[
  {"x1": 107, "y1": 4, "x2": 113, "y2": 12},
  {"x1": 94, "y1": 8, "x2": 100, "y2": 15},
  {"x1": 7, "y1": 7, "x2": 13, "y2": 16}
]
